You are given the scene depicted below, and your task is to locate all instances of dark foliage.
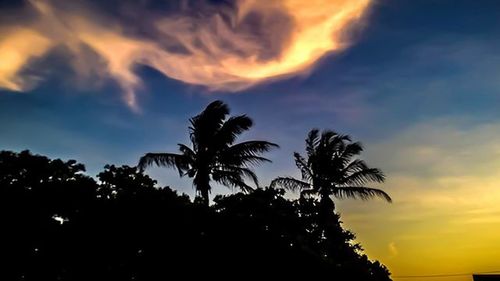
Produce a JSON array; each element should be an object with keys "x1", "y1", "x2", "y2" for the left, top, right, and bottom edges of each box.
[
  {"x1": 271, "y1": 129, "x2": 391, "y2": 207},
  {"x1": 271, "y1": 128, "x2": 392, "y2": 236},
  {"x1": 0, "y1": 150, "x2": 391, "y2": 280},
  {"x1": 139, "y1": 100, "x2": 278, "y2": 206}
]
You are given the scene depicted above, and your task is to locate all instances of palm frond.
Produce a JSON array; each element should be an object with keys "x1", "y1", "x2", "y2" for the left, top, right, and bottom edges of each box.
[
  {"x1": 342, "y1": 167, "x2": 385, "y2": 185},
  {"x1": 138, "y1": 153, "x2": 187, "y2": 176},
  {"x1": 270, "y1": 176, "x2": 311, "y2": 192},
  {"x1": 342, "y1": 159, "x2": 368, "y2": 174},
  {"x1": 325, "y1": 133, "x2": 351, "y2": 159},
  {"x1": 225, "y1": 141, "x2": 279, "y2": 157},
  {"x1": 178, "y1": 144, "x2": 196, "y2": 162},
  {"x1": 300, "y1": 188, "x2": 317, "y2": 197},
  {"x1": 320, "y1": 130, "x2": 339, "y2": 148},
  {"x1": 219, "y1": 154, "x2": 271, "y2": 167},
  {"x1": 293, "y1": 152, "x2": 313, "y2": 181},
  {"x1": 193, "y1": 101, "x2": 228, "y2": 128},
  {"x1": 215, "y1": 165, "x2": 259, "y2": 187},
  {"x1": 332, "y1": 186, "x2": 392, "y2": 202},
  {"x1": 340, "y1": 142, "x2": 363, "y2": 163},
  {"x1": 306, "y1": 129, "x2": 320, "y2": 158},
  {"x1": 189, "y1": 100, "x2": 229, "y2": 149},
  {"x1": 212, "y1": 169, "x2": 254, "y2": 193},
  {"x1": 216, "y1": 115, "x2": 253, "y2": 146}
]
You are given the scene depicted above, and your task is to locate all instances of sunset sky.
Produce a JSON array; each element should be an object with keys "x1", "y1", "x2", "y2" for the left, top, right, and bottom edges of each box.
[{"x1": 2, "y1": 0, "x2": 500, "y2": 280}]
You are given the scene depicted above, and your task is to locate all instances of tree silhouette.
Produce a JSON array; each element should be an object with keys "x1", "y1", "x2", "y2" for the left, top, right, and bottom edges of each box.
[
  {"x1": 212, "y1": 188, "x2": 391, "y2": 280},
  {"x1": 138, "y1": 100, "x2": 278, "y2": 206},
  {"x1": 271, "y1": 129, "x2": 391, "y2": 224},
  {"x1": 97, "y1": 164, "x2": 158, "y2": 199},
  {"x1": 0, "y1": 150, "x2": 392, "y2": 280}
]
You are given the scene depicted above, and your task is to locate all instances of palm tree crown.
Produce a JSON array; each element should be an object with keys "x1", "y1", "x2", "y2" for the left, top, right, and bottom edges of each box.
[
  {"x1": 271, "y1": 129, "x2": 391, "y2": 211},
  {"x1": 139, "y1": 100, "x2": 278, "y2": 206}
]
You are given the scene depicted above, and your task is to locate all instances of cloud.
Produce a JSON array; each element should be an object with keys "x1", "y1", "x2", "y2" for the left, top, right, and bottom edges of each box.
[
  {"x1": 388, "y1": 242, "x2": 398, "y2": 257},
  {"x1": 0, "y1": 26, "x2": 52, "y2": 91},
  {"x1": 0, "y1": 0, "x2": 372, "y2": 109}
]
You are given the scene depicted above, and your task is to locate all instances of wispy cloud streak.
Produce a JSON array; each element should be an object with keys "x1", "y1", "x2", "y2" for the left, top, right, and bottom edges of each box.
[{"x1": 0, "y1": 0, "x2": 371, "y2": 109}]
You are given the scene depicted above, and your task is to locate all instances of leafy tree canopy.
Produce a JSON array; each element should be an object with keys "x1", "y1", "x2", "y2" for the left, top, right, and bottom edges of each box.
[{"x1": 0, "y1": 150, "x2": 391, "y2": 280}]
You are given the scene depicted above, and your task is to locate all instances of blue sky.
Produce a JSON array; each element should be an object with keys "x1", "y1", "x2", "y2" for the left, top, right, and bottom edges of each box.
[
  {"x1": 2, "y1": 1, "x2": 500, "y2": 279},
  {"x1": 2, "y1": 0, "x2": 500, "y2": 183}
]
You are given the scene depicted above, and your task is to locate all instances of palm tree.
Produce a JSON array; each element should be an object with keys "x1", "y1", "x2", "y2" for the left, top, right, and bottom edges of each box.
[
  {"x1": 270, "y1": 129, "x2": 391, "y2": 220},
  {"x1": 138, "y1": 100, "x2": 278, "y2": 206}
]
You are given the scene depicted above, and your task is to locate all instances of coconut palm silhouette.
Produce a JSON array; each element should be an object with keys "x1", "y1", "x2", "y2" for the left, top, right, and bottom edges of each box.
[
  {"x1": 139, "y1": 100, "x2": 278, "y2": 206},
  {"x1": 271, "y1": 129, "x2": 391, "y2": 222}
]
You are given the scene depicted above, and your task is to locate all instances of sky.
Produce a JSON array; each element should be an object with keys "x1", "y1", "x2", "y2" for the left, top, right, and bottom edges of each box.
[{"x1": 2, "y1": 0, "x2": 500, "y2": 280}]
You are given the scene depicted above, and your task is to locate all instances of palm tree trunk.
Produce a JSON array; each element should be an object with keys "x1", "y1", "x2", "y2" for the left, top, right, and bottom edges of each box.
[
  {"x1": 194, "y1": 171, "x2": 211, "y2": 207},
  {"x1": 319, "y1": 195, "x2": 335, "y2": 227},
  {"x1": 199, "y1": 187, "x2": 209, "y2": 207}
]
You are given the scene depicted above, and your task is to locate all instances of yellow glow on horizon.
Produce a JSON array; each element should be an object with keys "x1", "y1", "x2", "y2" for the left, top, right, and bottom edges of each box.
[{"x1": 336, "y1": 120, "x2": 500, "y2": 281}]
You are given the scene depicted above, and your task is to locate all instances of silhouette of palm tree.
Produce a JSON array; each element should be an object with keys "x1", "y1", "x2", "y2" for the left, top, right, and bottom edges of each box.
[
  {"x1": 271, "y1": 129, "x2": 391, "y2": 218},
  {"x1": 139, "y1": 100, "x2": 278, "y2": 206}
]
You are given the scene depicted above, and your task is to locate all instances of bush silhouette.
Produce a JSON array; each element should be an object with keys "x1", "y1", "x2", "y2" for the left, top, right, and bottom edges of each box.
[{"x1": 0, "y1": 150, "x2": 391, "y2": 280}]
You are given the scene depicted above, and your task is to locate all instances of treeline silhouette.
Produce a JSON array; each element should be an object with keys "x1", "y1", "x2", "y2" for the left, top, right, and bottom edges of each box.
[
  {"x1": 0, "y1": 151, "x2": 390, "y2": 280},
  {"x1": 0, "y1": 101, "x2": 392, "y2": 280}
]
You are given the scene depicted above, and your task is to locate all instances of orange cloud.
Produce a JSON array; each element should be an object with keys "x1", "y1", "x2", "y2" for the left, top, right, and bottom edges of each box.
[
  {"x1": 0, "y1": 0, "x2": 372, "y2": 108},
  {"x1": 0, "y1": 27, "x2": 52, "y2": 91}
]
